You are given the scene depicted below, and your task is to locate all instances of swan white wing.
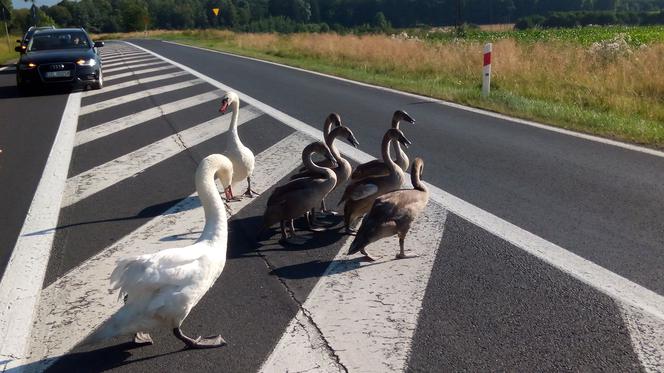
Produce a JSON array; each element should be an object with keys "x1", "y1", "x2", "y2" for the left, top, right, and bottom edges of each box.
[
  {"x1": 350, "y1": 183, "x2": 379, "y2": 201},
  {"x1": 111, "y1": 244, "x2": 210, "y2": 298}
]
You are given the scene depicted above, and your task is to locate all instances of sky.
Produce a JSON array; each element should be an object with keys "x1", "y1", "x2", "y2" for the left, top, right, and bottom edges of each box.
[{"x1": 12, "y1": 0, "x2": 61, "y2": 9}]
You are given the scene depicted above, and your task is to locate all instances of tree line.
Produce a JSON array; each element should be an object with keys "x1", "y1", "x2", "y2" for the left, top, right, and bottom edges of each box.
[{"x1": 2, "y1": 0, "x2": 664, "y2": 34}]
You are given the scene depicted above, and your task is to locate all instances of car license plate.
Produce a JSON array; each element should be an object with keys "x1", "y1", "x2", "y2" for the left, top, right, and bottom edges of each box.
[{"x1": 45, "y1": 70, "x2": 71, "y2": 78}]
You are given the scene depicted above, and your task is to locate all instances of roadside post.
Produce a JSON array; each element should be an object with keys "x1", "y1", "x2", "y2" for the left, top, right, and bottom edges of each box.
[{"x1": 482, "y1": 42, "x2": 492, "y2": 97}]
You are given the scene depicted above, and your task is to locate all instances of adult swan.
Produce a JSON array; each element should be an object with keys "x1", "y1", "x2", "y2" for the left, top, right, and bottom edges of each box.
[
  {"x1": 88, "y1": 154, "x2": 233, "y2": 349},
  {"x1": 219, "y1": 91, "x2": 258, "y2": 200}
]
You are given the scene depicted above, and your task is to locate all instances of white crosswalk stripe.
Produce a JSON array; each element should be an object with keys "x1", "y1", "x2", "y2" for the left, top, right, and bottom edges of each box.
[
  {"x1": 76, "y1": 90, "x2": 223, "y2": 145},
  {"x1": 27, "y1": 132, "x2": 313, "y2": 370},
  {"x1": 79, "y1": 79, "x2": 206, "y2": 115},
  {"x1": 104, "y1": 60, "x2": 167, "y2": 74},
  {"x1": 63, "y1": 106, "x2": 263, "y2": 207},
  {"x1": 82, "y1": 71, "x2": 190, "y2": 98},
  {"x1": 262, "y1": 203, "x2": 447, "y2": 372},
  {"x1": 105, "y1": 65, "x2": 177, "y2": 82},
  {"x1": 103, "y1": 57, "x2": 158, "y2": 68}
]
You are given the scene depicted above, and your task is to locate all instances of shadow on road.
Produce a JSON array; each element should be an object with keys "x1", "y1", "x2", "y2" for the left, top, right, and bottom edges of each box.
[
  {"x1": 5, "y1": 342, "x2": 182, "y2": 372},
  {"x1": 24, "y1": 197, "x2": 192, "y2": 237}
]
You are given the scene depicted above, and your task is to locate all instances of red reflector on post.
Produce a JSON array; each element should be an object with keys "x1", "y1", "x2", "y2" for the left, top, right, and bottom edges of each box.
[{"x1": 483, "y1": 52, "x2": 491, "y2": 66}]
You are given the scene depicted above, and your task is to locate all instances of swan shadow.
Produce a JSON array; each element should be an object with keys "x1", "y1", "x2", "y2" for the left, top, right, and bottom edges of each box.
[
  {"x1": 23, "y1": 197, "x2": 197, "y2": 237},
  {"x1": 270, "y1": 257, "x2": 384, "y2": 280},
  {"x1": 159, "y1": 231, "x2": 203, "y2": 242},
  {"x1": 2, "y1": 342, "x2": 181, "y2": 373}
]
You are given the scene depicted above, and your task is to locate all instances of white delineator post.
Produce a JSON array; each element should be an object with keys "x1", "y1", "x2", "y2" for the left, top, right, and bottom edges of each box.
[{"x1": 482, "y1": 42, "x2": 492, "y2": 97}]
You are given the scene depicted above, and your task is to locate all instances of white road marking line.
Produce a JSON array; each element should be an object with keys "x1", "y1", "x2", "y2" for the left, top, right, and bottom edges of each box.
[
  {"x1": 105, "y1": 65, "x2": 177, "y2": 82},
  {"x1": 0, "y1": 93, "x2": 81, "y2": 368},
  {"x1": 164, "y1": 40, "x2": 664, "y2": 160},
  {"x1": 262, "y1": 204, "x2": 447, "y2": 373},
  {"x1": 24, "y1": 132, "x2": 313, "y2": 371},
  {"x1": 104, "y1": 60, "x2": 167, "y2": 74},
  {"x1": 130, "y1": 41, "x2": 664, "y2": 322},
  {"x1": 82, "y1": 71, "x2": 190, "y2": 98},
  {"x1": 101, "y1": 51, "x2": 145, "y2": 58},
  {"x1": 103, "y1": 56, "x2": 157, "y2": 68},
  {"x1": 79, "y1": 79, "x2": 205, "y2": 115},
  {"x1": 100, "y1": 53, "x2": 146, "y2": 62},
  {"x1": 76, "y1": 90, "x2": 222, "y2": 145},
  {"x1": 619, "y1": 303, "x2": 664, "y2": 373},
  {"x1": 63, "y1": 106, "x2": 262, "y2": 208}
]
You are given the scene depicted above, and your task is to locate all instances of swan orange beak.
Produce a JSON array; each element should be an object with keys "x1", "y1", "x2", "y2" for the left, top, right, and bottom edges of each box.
[{"x1": 219, "y1": 99, "x2": 229, "y2": 113}]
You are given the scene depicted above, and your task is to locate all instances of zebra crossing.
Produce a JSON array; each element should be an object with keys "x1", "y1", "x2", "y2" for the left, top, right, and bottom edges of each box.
[{"x1": 3, "y1": 41, "x2": 662, "y2": 372}]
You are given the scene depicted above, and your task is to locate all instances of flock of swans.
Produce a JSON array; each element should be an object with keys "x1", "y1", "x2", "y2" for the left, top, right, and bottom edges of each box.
[{"x1": 88, "y1": 91, "x2": 430, "y2": 350}]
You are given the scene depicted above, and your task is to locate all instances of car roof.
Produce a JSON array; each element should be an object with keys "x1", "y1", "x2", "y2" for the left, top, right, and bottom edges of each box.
[{"x1": 33, "y1": 28, "x2": 89, "y2": 37}]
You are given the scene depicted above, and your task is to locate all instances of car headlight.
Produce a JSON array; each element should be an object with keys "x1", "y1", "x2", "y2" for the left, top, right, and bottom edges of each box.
[
  {"x1": 18, "y1": 62, "x2": 37, "y2": 70},
  {"x1": 76, "y1": 58, "x2": 97, "y2": 67}
]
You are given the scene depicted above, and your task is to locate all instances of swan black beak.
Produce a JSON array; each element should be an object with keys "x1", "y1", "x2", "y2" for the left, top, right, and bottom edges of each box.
[{"x1": 399, "y1": 134, "x2": 412, "y2": 149}]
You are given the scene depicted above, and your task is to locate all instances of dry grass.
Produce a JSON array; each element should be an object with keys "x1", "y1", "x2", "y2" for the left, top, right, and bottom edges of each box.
[
  {"x1": 0, "y1": 37, "x2": 20, "y2": 65},
  {"x1": 106, "y1": 29, "x2": 664, "y2": 145},
  {"x1": 479, "y1": 23, "x2": 515, "y2": 32}
]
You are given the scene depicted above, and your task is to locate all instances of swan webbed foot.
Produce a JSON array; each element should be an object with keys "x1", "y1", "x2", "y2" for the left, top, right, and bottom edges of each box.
[
  {"x1": 243, "y1": 188, "x2": 260, "y2": 198},
  {"x1": 244, "y1": 177, "x2": 260, "y2": 197},
  {"x1": 344, "y1": 227, "x2": 358, "y2": 236},
  {"x1": 173, "y1": 328, "x2": 226, "y2": 349},
  {"x1": 133, "y1": 332, "x2": 153, "y2": 345},
  {"x1": 395, "y1": 253, "x2": 419, "y2": 260},
  {"x1": 360, "y1": 250, "x2": 377, "y2": 262}
]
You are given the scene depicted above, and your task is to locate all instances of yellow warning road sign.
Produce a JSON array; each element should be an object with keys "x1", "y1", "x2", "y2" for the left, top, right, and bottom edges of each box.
[{"x1": 212, "y1": 8, "x2": 220, "y2": 16}]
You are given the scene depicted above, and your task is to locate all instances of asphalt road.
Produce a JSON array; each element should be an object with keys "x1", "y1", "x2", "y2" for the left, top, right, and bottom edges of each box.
[
  {"x1": 131, "y1": 39, "x2": 664, "y2": 296},
  {"x1": 0, "y1": 41, "x2": 660, "y2": 372}
]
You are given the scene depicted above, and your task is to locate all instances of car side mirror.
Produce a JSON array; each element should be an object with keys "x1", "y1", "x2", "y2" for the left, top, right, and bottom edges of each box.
[
  {"x1": 94, "y1": 41, "x2": 104, "y2": 48},
  {"x1": 16, "y1": 39, "x2": 22, "y2": 43}
]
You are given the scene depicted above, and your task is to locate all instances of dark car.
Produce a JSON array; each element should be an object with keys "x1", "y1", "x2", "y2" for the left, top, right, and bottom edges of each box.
[
  {"x1": 15, "y1": 26, "x2": 56, "y2": 54},
  {"x1": 15, "y1": 28, "x2": 104, "y2": 92}
]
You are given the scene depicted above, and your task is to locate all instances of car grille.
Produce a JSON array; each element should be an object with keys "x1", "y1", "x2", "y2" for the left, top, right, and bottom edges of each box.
[{"x1": 38, "y1": 62, "x2": 76, "y2": 82}]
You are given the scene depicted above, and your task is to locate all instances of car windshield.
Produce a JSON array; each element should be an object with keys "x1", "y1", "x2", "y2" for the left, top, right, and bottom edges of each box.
[{"x1": 28, "y1": 32, "x2": 90, "y2": 51}]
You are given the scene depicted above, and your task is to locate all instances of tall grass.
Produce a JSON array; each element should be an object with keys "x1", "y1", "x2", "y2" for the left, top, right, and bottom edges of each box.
[
  {"x1": 102, "y1": 28, "x2": 664, "y2": 146},
  {"x1": 0, "y1": 36, "x2": 20, "y2": 65}
]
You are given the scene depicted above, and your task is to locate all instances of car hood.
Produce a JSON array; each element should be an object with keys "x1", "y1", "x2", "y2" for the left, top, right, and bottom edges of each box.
[{"x1": 21, "y1": 49, "x2": 97, "y2": 64}]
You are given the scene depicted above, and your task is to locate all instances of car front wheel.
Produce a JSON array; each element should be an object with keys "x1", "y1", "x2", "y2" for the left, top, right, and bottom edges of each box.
[{"x1": 92, "y1": 69, "x2": 103, "y2": 90}]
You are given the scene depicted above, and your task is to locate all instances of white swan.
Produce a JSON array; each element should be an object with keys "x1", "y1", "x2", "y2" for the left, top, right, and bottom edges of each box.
[
  {"x1": 219, "y1": 91, "x2": 257, "y2": 200},
  {"x1": 88, "y1": 154, "x2": 233, "y2": 349}
]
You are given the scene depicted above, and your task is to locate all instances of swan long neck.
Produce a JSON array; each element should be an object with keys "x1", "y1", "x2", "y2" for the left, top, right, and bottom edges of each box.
[
  {"x1": 326, "y1": 133, "x2": 342, "y2": 162},
  {"x1": 382, "y1": 135, "x2": 399, "y2": 175},
  {"x1": 195, "y1": 165, "x2": 227, "y2": 245},
  {"x1": 390, "y1": 118, "x2": 407, "y2": 169},
  {"x1": 228, "y1": 100, "x2": 241, "y2": 145},
  {"x1": 411, "y1": 165, "x2": 428, "y2": 193},
  {"x1": 304, "y1": 148, "x2": 333, "y2": 177}
]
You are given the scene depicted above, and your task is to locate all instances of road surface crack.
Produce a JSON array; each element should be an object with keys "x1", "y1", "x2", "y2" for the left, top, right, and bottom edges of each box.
[{"x1": 255, "y1": 251, "x2": 348, "y2": 373}]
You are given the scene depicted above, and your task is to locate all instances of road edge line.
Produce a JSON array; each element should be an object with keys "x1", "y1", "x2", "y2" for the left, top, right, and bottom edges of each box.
[{"x1": 0, "y1": 92, "x2": 81, "y2": 369}]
